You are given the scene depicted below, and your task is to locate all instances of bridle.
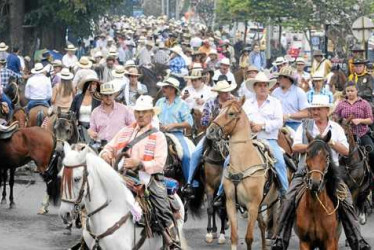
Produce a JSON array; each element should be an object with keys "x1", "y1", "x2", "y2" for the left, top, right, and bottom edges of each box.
[
  {"x1": 305, "y1": 139, "x2": 330, "y2": 192},
  {"x1": 211, "y1": 105, "x2": 241, "y2": 139},
  {"x1": 61, "y1": 163, "x2": 91, "y2": 214}
]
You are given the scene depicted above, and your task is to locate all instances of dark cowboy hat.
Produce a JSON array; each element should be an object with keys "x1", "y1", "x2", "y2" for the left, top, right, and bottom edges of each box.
[
  {"x1": 313, "y1": 50, "x2": 324, "y2": 57},
  {"x1": 352, "y1": 58, "x2": 368, "y2": 65},
  {"x1": 351, "y1": 44, "x2": 365, "y2": 52}
]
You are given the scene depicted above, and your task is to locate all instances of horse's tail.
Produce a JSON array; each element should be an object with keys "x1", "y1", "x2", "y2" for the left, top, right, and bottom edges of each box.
[
  {"x1": 36, "y1": 110, "x2": 45, "y2": 127},
  {"x1": 187, "y1": 167, "x2": 205, "y2": 218}
]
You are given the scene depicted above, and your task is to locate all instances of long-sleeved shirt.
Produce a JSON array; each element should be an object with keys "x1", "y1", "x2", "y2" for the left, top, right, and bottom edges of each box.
[
  {"x1": 90, "y1": 102, "x2": 135, "y2": 141},
  {"x1": 156, "y1": 96, "x2": 193, "y2": 132},
  {"x1": 6, "y1": 53, "x2": 21, "y2": 74},
  {"x1": 25, "y1": 74, "x2": 52, "y2": 100},
  {"x1": 212, "y1": 70, "x2": 237, "y2": 86},
  {"x1": 306, "y1": 87, "x2": 334, "y2": 104},
  {"x1": 62, "y1": 54, "x2": 78, "y2": 68},
  {"x1": 169, "y1": 55, "x2": 186, "y2": 74},
  {"x1": 201, "y1": 95, "x2": 235, "y2": 127},
  {"x1": 154, "y1": 49, "x2": 169, "y2": 65},
  {"x1": 249, "y1": 51, "x2": 266, "y2": 70},
  {"x1": 242, "y1": 95, "x2": 283, "y2": 140},
  {"x1": 181, "y1": 85, "x2": 216, "y2": 112},
  {"x1": 137, "y1": 47, "x2": 153, "y2": 66},
  {"x1": 0, "y1": 68, "x2": 21, "y2": 88},
  {"x1": 101, "y1": 123, "x2": 167, "y2": 175}
]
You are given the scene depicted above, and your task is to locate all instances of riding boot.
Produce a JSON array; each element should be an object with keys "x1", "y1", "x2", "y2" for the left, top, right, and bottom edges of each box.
[
  {"x1": 162, "y1": 224, "x2": 181, "y2": 249},
  {"x1": 337, "y1": 182, "x2": 371, "y2": 250},
  {"x1": 272, "y1": 174, "x2": 304, "y2": 250}
]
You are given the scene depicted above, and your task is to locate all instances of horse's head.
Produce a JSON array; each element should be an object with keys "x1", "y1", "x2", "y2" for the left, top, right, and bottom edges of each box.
[
  {"x1": 54, "y1": 108, "x2": 77, "y2": 143},
  {"x1": 206, "y1": 97, "x2": 246, "y2": 141},
  {"x1": 59, "y1": 142, "x2": 94, "y2": 224},
  {"x1": 305, "y1": 130, "x2": 332, "y2": 192}
]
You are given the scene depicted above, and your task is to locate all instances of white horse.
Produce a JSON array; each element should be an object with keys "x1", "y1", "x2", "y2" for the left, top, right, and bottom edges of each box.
[{"x1": 59, "y1": 142, "x2": 186, "y2": 250}]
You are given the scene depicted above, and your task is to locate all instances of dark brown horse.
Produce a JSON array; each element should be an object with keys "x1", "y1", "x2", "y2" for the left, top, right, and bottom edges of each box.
[
  {"x1": 295, "y1": 130, "x2": 341, "y2": 249},
  {"x1": 339, "y1": 117, "x2": 372, "y2": 224},
  {"x1": 0, "y1": 125, "x2": 57, "y2": 208},
  {"x1": 28, "y1": 105, "x2": 48, "y2": 127}
]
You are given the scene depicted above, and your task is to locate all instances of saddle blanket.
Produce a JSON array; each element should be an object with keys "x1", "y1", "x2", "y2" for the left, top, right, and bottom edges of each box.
[{"x1": 165, "y1": 133, "x2": 195, "y2": 160}]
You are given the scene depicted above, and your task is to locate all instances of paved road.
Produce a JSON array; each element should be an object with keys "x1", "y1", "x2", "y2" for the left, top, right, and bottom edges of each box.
[{"x1": 0, "y1": 174, "x2": 373, "y2": 249}]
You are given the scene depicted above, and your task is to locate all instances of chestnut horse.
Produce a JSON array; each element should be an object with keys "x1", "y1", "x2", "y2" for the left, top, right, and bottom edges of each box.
[
  {"x1": 28, "y1": 105, "x2": 48, "y2": 127},
  {"x1": 295, "y1": 130, "x2": 341, "y2": 249},
  {"x1": 0, "y1": 126, "x2": 57, "y2": 208},
  {"x1": 206, "y1": 98, "x2": 279, "y2": 250}
]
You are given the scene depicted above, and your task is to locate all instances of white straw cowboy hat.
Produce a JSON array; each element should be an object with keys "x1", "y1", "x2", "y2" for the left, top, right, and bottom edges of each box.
[
  {"x1": 245, "y1": 72, "x2": 277, "y2": 92},
  {"x1": 273, "y1": 56, "x2": 287, "y2": 65},
  {"x1": 112, "y1": 65, "x2": 127, "y2": 78},
  {"x1": 31, "y1": 63, "x2": 46, "y2": 74},
  {"x1": 220, "y1": 58, "x2": 230, "y2": 66},
  {"x1": 108, "y1": 48, "x2": 118, "y2": 57},
  {"x1": 185, "y1": 69, "x2": 203, "y2": 80},
  {"x1": 169, "y1": 46, "x2": 183, "y2": 56},
  {"x1": 0, "y1": 42, "x2": 9, "y2": 52},
  {"x1": 209, "y1": 49, "x2": 218, "y2": 56},
  {"x1": 76, "y1": 56, "x2": 93, "y2": 69},
  {"x1": 295, "y1": 57, "x2": 306, "y2": 64},
  {"x1": 311, "y1": 73, "x2": 324, "y2": 81},
  {"x1": 157, "y1": 77, "x2": 181, "y2": 91},
  {"x1": 145, "y1": 40, "x2": 154, "y2": 47},
  {"x1": 94, "y1": 51, "x2": 103, "y2": 58},
  {"x1": 65, "y1": 44, "x2": 77, "y2": 51},
  {"x1": 57, "y1": 68, "x2": 74, "y2": 80},
  {"x1": 308, "y1": 95, "x2": 331, "y2": 109},
  {"x1": 211, "y1": 80, "x2": 237, "y2": 92},
  {"x1": 78, "y1": 74, "x2": 100, "y2": 91},
  {"x1": 52, "y1": 59, "x2": 63, "y2": 67},
  {"x1": 126, "y1": 67, "x2": 142, "y2": 77},
  {"x1": 133, "y1": 95, "x2": 160, "y2": 115},
  {"x1": 100, "y1": 81, "x2": 121, "y2": 95},
  {"x1": 246, "y1": 65, "x2": 259, "y2": 73},
  {"x1": 124, "y1": 60, "x2": 137, "y2": 69}
]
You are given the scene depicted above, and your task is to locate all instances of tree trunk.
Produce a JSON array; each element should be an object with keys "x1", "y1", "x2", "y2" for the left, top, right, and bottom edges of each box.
[
  {"x1": 9, "y1": 0, "x2": 25, "y2": 51},
  {"x1": 243, "y1": 20, "x2": 248, "y2": 46}
]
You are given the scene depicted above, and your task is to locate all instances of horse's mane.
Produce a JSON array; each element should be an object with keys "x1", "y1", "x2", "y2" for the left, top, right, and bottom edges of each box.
[
  {"x1": 86, "y1": 153, "x2": 136, "y2": 207},
  {"x1": 307, "y1": 136, "x2": 342, "y2": 196}
]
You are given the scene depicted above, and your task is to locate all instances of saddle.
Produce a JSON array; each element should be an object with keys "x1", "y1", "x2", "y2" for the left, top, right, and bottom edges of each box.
[{"x1": 0, "y1": 121, "x2": 19, "y2": 139}]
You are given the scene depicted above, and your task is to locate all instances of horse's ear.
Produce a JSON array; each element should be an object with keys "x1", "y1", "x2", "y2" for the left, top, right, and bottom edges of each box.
[
  {"x1": 240, "y1": 96, "x2": 246, "y2": 107},
  {"x1": 63, "y1": 142, "x2": 71, "y2": 155},
  {"x1": 323, "y1": 130, "x2": 332, "y2": 143},
  {"x1": 305, "y1": 130, "x2": 313, "y2": 143}
]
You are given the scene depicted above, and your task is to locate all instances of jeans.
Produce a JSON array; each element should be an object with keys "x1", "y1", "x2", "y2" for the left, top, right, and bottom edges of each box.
[
  {"x1": 358, "y1": 133, "x2": 374, "y2": 171},
  {"x1": 285, "y1": 121, "x2": 301, "y2": 131},
  {"x1": 187, "y1": 136, "x2": 205, "y2": 187},
  {"x1": 26, "y1": 99, "x2": 50, "y2": 113},
  {"x1": 1, "y1": 94, "x2": 13, "y2": 111},
  {"x1": 216, "y1": 139, "x2": 289, "y2": 196},
  {"x1": 170, "y1": 131, "x2": 191, "y2": 182},
  {"x1": 268, "y1": 139, "x2": 288, "y2": 196}
]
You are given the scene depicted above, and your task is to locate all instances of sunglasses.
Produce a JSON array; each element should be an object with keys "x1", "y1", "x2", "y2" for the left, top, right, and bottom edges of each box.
[{"x1": 127, "y1": 75, "x2": 138, "y2": 78}]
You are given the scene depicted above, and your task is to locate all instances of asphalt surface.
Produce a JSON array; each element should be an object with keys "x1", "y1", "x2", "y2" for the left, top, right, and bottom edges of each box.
[{"x1": 0, "y1": 173, "x2": 373, "y2": 250}]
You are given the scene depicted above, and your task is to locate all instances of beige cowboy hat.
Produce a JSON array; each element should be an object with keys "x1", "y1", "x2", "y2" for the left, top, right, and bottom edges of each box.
[
  {"x1": 112, "y1": 65, "x2": 127, "y2": 78},
  {"x1": 308, "y1": 95, "x2": 331, "y2": 109},
  {"x1": 133, "y1": 95, "x2": 160, "y2": 115},
  {"x1": 76, "y1": 56, "x2": 93, "y2": 69},
  {"x1": 208, "y1": 49, "x2": 218, "y2": 56},
  {"x1": 108, "y1": 48, "x2": 118, "y2": 57},
  {"x1": 65, "y1": 44, "x2": 77, "y2": 51},
  {"x1": 94, "y1": 51, "x2": 103, "y2": 58},
  {"x1": 100, "y1": 81, "x2": 122, "y2": 95},
  {"x1": 311, "y1": 73, "x2": 324, "y2": 81},
  {"x1": 124, "y1": 60, "x2": 137, "y2": 69},
  {"x1": 246, "y1": 65, "x2": 259, "y2": 73},
  {"x1": 169, "y1": 46, "x2": 183, "y2": 56},
  {"x1": 52, "y1": 59, "x2": 63, "y2": 67},
  {"x1": 145, "y1": 40, "x2": 154, "y2": 47},
  {"x1": 57, "y1": 68, "x2": 74, "y2": 80},
  {"x1": 0, "y1": 42, "x2": 9, "y2": 52},
  {"x1": 220, "y1": 58, "x2": 230, "y2": 66},
  {"x1": 185, "y1": 69, "x2": 203, "y2": 80},
  {"x1": 273, "y1": 56, "x2": 287, "y2": 66},
  {"x1": 157, "y1": 77, "x2": 181, "y2": 92},
  {"x1": 295, "y1": 57, "x2": 306, "y2": 65},
  {"x1": 77, "y1": 74, "x2": 100, "y2": 91},
  {"x1": 126, "y1": 67, "x2": 142, "y2": 77},
  {"x1": 211, "y1": 80, "x2": 237, "y2": 92},
  {"x1": 278, "y1": 66, "x2": 296, "y2": 84},
  {"x1": 31, "y1": 63, "x2": 46, "y2": 74},
  {"x1": 245, "y1": 72, "x2": 277, "y2": 92},
  {"x1": 313, "y1": 50, "x2": 324, "y2": 57}
]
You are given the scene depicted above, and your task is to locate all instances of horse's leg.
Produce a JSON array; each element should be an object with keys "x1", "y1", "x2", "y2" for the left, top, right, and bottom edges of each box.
[
  {"x1": 225, "y1": 183, "x2": 239, "y2": 249},
  {"x1": 245, "y1": 202, "x2": 259, "y2": 250},
  {"x1": 324, "y1": 238, "x2": 339, "y2": 250},
  {"x1": 9, "y1": 167, "x2": 15, "y2": 209},
  {"x1": 299, "y1": 241, "x2": 311, "y2": 250},
  {"x1": 205, "y1": 192, "x2": 215, "y2": 243},
  {"x1": 1, "y1": 168, "x2": 7, "y2": 205},
  {"x1": 38, "y1": 192, "x2": 50, "y2": 215},
  {"x1": 212, "y1": 206, "x2": 217, "y2": 238},
  {"x1": 257, "y1": 213, "x2": 267, "y2": 250},
  {"x1": 218, "y1": 207, "x2": 226, "y2": 244}
]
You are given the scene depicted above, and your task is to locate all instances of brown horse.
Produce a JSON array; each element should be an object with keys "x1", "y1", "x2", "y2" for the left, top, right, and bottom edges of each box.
[
  {"x1": 233, "y1": 68, "x2": 245, "y2": 95},
  {"x1": 295, "y1": 130, "x2": 341, "y2": 249},
  {"x1": 12, "y1": 106, "x2": 27, "y2": 128},
  {"x1": 28, "y1": 105, "x2": 48, "y2": 127},
  {"x1": 206, "y1": 98, "x2": 279, "y2": 250},
  {"x1": 0, "y1": 125, "x2": 57, "y2": 208},
  {"x1": 339, "y1": 117, "x2": 372, "y2": 225},
  {"x1": 189, "y1": 108, "x2": 206, "y2": 144}
]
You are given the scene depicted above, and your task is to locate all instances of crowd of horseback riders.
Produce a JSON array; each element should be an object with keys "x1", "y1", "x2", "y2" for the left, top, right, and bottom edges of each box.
[{"x1": 1, "y1": 14, "x2": 374, "y2": 249}]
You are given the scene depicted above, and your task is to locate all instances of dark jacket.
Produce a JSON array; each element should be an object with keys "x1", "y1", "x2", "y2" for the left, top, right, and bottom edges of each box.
[{"x1": 70, "y1": 93, "x2": 101, "y2": 121}]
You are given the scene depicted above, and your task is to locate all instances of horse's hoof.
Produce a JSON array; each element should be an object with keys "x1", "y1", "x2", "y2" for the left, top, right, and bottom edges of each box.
[
  {"x1": 359, "y1": 213, "x2": 367, "y2": 225},
  {"x1": 205, "y1": 233, "x2": 213, "y2": 243},
  {"x1": 37, "y1": 207, "x2": 49, "y2": 215},
  {"x1": 1, "y1": 199, "x2": 6, "y2": 205},
  {"x1": 212, "y1": 232, "x2": 217, "y2": 239},
  {"x1": 218, "y1": 233, "x2": 225, "y2": 244},
  {"x1": 9, "y1": 202, "x2": 15, "y2": 209}
]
